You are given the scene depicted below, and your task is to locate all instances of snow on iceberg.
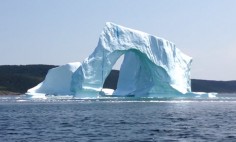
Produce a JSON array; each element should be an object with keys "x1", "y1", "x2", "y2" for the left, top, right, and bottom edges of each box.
[{"x1": 27, "y1": 22, "x2": 215, "y2": 98}]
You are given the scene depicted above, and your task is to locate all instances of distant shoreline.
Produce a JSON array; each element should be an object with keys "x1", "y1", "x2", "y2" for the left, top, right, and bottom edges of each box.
[
  {"x1": 0, "y1": 91, "x2": 21, "y2": 95},
  {"x1": 0, "y1": 65, "x2": 236, "y2": 95}
]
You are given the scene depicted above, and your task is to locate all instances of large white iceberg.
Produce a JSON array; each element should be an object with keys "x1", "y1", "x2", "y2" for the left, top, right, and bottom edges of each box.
[
  {"x1": 27, "y1": 22, "x2": 212, "y2": 98},
  {"x1": 71, "y1": 22, "x2": 192, "y2": 97}
]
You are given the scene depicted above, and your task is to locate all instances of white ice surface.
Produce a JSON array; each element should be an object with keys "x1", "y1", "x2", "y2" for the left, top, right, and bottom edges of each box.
[
  {"x1": 71, "y1": 22, "x2": 192, "y2": 97},
  {"x1": 27, "y1": 62, "x2": 81, "y2": 96}
]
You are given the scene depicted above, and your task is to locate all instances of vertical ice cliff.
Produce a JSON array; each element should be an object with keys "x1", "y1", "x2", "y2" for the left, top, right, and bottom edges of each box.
[{"x1": 71, "y1": 22, "x2": 192, "y2": 97}]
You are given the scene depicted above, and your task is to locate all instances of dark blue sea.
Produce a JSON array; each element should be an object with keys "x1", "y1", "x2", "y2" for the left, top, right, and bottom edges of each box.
[{"x1": 0, "y1": 94, "x2": 236, "y2": 142}]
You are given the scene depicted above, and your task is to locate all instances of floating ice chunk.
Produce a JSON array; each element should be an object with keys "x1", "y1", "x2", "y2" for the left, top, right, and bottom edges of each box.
[{"x1": 27, "y1": 62, "x2": 81, "y2": 96}]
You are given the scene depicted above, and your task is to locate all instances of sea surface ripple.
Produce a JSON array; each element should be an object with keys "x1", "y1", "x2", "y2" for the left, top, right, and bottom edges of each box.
[{"x1": 0, "y1": 94, "x2": 236, "y2": 142}]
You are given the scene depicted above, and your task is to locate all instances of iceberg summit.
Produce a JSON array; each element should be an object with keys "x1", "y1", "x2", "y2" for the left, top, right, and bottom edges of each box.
[{"x1": 27, "y1": 22, "x2": 215, "y2": 98}]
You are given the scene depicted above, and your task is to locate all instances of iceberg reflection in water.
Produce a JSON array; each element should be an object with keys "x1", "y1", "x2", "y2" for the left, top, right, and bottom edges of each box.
[
  {"x1": 1, "y1": 93, "x2": 233, "y2": 103},
  {"x1": 24, "y1": 91, "x2": 218, "y2": 100}
]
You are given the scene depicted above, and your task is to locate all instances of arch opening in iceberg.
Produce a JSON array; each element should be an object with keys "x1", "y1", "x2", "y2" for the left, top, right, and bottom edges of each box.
[
  {"x1": 71, "y1": 47, "x2": 183, "y2": 97},
  {"x1": 71, "y1": 22, "x2": 192, "y2": 97}
]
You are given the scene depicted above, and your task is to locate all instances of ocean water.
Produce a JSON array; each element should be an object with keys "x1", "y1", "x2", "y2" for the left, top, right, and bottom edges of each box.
[{"x1": 0, "y1": 94, "x2": 236, "y2": 142}]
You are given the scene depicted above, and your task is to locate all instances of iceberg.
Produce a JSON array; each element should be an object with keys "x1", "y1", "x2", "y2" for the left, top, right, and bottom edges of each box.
[
  {"x1": 71, "y1": 22, "x2": 192, "y2": 97},
  {"x1": 27, "y1": 22, "x2": 214, "y2": 98},
  {"x1": 26, "y1": 62, "x2": 81, "y2": 98}
]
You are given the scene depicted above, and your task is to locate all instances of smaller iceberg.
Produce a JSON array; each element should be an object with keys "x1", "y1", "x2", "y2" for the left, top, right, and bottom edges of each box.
[{"x1": 26, "y1": 62, "x2": 81, "y2": 98}]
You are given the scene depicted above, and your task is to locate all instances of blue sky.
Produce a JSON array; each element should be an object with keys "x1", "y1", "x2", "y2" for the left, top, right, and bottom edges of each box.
[{"x1": 0, "y1": 0, "x2": 235, "y2": 80}]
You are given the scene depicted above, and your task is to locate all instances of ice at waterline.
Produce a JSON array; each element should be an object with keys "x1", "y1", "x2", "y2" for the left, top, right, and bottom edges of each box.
[{"x1": 26, "y1": 22, "x2": 216, "y2": 99}]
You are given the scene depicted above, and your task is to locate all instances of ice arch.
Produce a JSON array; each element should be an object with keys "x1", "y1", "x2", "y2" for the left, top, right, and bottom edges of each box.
[{"x1": 71, "y1": 22, "x2": 192, "y2": 97}]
